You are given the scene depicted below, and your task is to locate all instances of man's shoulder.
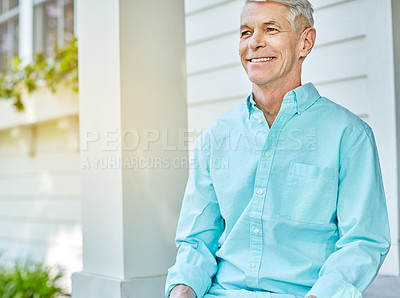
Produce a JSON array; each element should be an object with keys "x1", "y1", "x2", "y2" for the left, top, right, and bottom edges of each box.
[
  {"x1": 215, "y1": 102, "x2": 248, "y2": 124},
  {"x1": 315, "y1": 96, "x2": 370, "y2": 131},
  {"x1": 206, "y1": 102, "x2": 248, "y2": 132},
  {"x1": 194, "y1": 102, "x2": 247, "y2": 148},
  {"x1": 314, "y1": 96, "x2": 374, "y2": 146}
]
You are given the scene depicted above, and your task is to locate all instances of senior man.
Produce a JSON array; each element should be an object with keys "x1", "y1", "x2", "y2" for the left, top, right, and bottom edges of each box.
[{"x1": 166, "y1": 0, "x2": 391, "y2": 297}]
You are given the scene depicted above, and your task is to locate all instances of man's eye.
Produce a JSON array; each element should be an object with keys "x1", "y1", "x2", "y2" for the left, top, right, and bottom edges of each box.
[
  {"x1": 241, "y1": 31, "x2": 251, "y2": 37},
  {"x1": 267, "y1": 28, "x2": 278, "y2": 32}
]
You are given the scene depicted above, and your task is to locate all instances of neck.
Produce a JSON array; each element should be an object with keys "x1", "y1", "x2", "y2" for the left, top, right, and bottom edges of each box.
[{"x1": 252, "y1": 73, "x2": 301, "y2": 127}]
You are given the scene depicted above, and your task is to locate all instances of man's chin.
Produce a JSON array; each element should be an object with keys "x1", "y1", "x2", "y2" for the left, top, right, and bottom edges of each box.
[
  {"x1": 247, "y1": 74, "x2": 273, "y2": 86},
  {"x1": 250, "y1": 79, "x2": 272, "y2": 87}
]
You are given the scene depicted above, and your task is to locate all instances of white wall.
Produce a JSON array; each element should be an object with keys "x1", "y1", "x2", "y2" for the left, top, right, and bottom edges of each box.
[
  {"x1": 0, "y1": 91, "x2": 81, "y2": 292},
  {"x1": 185, "y1": 0, "x2": 249, "y2": 132},
  {"x1": 0, "y1": 0, "x2": 82, "y2": 291},
  {"x1": 184, "y1": 0, "x2": 399, "y2": 276}
]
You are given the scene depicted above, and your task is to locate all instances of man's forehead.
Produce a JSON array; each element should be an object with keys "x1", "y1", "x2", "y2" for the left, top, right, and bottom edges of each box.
[
  {"x1": 240, "y1": 1, "x2": 291, "y2": 25},
  {"x1": 240, "y1": 12, "x2": 291, "y2": 29},
  {"x1": 242, "y1": 1, "x2": 290, "y2": 14}
]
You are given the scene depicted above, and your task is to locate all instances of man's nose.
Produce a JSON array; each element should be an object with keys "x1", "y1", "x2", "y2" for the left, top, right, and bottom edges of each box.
[{"x1": 249, "y1": 30, "x2": 266, "y2": 50}]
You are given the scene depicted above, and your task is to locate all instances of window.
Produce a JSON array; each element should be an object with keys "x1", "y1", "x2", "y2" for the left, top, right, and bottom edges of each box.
[
  {"x1": 33, "y1": 0, "x2": 74, "y2": 57},
  {"x1": 0, "y1": 0, "x2": 19, "y2": 72}
]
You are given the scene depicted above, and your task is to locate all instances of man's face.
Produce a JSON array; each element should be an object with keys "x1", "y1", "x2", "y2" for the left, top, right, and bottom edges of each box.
[{"x1": 239, "y1": 1, "x2": 303, "y2": 87}]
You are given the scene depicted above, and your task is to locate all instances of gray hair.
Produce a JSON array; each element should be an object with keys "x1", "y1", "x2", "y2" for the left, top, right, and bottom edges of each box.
[{"x1": 245, "y1": 0, "x2": 314, "y2": 32}]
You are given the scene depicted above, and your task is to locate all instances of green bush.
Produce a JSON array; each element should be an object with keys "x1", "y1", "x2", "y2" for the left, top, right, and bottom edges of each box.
[
  {"x1": 0, "y1": 261, "x2": 65, "y2": 298},
  {"x1": 0, "y1": 37, "x2": 78, "y2": 111}
]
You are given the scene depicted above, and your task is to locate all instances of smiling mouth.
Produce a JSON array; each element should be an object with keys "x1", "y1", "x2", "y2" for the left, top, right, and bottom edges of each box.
[{"x1": 249, "y1": 57, "x2": 275, "y2": 63}]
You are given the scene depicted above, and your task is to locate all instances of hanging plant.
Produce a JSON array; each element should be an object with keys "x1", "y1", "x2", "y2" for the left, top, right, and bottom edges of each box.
[{"x1": 0, "y1": 37, "x2": 78, "y2": 111}]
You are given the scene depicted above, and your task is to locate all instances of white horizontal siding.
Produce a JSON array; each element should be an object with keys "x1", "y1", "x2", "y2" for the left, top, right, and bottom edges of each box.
[
  {"x1": 0, "y1": 118, "x2": 82, "y2": 292},
  {"x1": 0, "y1": 152, "x2": 81, "y2": 175},
  {"x1": 184, "y1": 0, "x2": 357, "y2": 15},
  {"x1": 0, "y1": 239, "x2": 82, "y2": 263},
  {"x1": 313, "y1": 0, "x2": 366, "y2": 46},
  {"x1": 0, "y1": 200, "x2": 81, "y2": 222},
  {"x1": 313, "y1": 0, "x2": 355, "y2": 10},
  {"x1": 185, "y1": 0, "x2": 232, "y2": 15},
  {"x1": 303, "y1": 36, "x2": 368, "y2": 84},
  {"x1": 0, "y1": 221, "x2": 81, "y2": 247},
  {"x1": 0, "y1": 240, "x2": 82, "y2": 271},
  {"x1": 188, "y1": 65, "x2": 250, "y2": 105},
  {"x1": 0, "y1": 173, "x2": 81, "y2": 196},
  {"x1": 188, "y1": 97, "x2": 244, "y2": 131},
  {"x1": 185, "y1": 0, "x2": 242, "y2": 44},
  {"x1": 315, "y1": 76, "x2": 370, "y2": 117},
  {"x1": 187, "y1": 33, "x2": 240, "y2": 75}
]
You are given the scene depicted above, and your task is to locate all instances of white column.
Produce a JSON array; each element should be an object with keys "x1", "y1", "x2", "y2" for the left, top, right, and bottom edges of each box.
[
  {"x1": 72, "y1": 0, "x2": 188, "y2": 296},
  {"x1": 19, "y1": 0, "x2": 34, "y2": 63}
]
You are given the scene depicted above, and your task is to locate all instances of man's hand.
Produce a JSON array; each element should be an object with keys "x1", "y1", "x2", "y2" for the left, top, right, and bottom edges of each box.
[{"x1": 169, "y1": 284, "x2": 196, "y2": 298}]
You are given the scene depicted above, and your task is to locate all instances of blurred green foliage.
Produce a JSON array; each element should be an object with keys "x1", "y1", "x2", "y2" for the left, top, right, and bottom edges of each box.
[
  {"x1": 0, "y1": 37, "x2": 78, "y2": 111},
  {"x1": 0, "y1": 261, "x2": 65, "y2": 298}
]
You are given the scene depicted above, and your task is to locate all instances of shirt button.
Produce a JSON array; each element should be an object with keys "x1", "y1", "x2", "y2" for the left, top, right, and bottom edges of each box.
[
  {"x1": 257, "y1": 119, "x2": 262, "y2": 124},
  {"x1": 253, "y1": 228, "x2": 259, "y2": 234},
  {"x1": 250, "y1": 263, "x2": 256, "y2": 268},
  {"x1": 299, "y1": 108, "x2": 302, "y2": 112},
  {"x1": 257, "y1": 189, "x2": 263, "y2": 195},
  {"x1": 265, "y1": 151, "x2": 270, "y2": 157}
]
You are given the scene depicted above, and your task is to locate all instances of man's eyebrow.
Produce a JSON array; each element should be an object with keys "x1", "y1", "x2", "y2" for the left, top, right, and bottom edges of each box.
[
  {"x1": 262, "y1": 21, "x2": 282, "y2": 28},
  {"x1": 240, "y1": 21, "x2": 282, "y2": 31},
  {"x1": 240, "y1": 24, "x2": 251, "y2": 31}
]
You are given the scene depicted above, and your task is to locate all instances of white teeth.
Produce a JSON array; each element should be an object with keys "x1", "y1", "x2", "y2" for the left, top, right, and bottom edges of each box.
[{"x1": 251, "y1": 57, "x2": 273, "y2": 62}]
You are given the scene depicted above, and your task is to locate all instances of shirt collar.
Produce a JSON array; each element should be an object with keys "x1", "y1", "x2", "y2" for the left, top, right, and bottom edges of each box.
[
  {"x1": 246, "y1": 93, "x2": 256, "y2": 115},
  {"x1": 292, "y1": 82, "x2": 321, "y2": 114},
  {"x1": 246, "y1": 82, "x2": 321, "y2": 117}
]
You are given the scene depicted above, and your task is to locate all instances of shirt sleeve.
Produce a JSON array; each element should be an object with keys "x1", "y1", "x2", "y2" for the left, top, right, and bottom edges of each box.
[
  {"x1": 305, "y1": 123, "x2": 391, "y2": 298},
  {"x1": 165, "y1": 131, "x2": 224, "y2": 298}
]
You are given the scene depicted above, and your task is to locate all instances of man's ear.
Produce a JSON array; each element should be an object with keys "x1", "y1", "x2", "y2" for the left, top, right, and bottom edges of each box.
[{"x1": 299, "y1": 27, "x2": 316, "y2": 59}]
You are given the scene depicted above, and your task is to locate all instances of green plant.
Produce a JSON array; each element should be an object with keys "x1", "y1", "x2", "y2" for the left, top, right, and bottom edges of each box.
[
  {"x1": 0, "y1": 261, "x2": 65, "y2": 298},
  {"x1": 0, "y1": 37, "x2": 78, "y2": 111}
]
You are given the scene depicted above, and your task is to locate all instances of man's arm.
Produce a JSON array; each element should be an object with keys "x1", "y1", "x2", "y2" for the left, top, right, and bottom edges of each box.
[
  {"x1": 165, "y1": 131, "x2": 224, "y2": 298},
  {"x1": 306, "y1": 123, "x2": 391, "y2": 298}
]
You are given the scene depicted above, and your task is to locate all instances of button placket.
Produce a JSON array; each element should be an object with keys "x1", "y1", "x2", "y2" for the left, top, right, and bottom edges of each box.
[{"x1": 246, "y1": 111, "x2": 293, "y2": 289}]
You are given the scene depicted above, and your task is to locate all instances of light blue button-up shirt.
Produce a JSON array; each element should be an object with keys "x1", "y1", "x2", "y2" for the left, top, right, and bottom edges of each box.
[{"x1": 165, "y1": 83, "x2": 391, "y2": 298}]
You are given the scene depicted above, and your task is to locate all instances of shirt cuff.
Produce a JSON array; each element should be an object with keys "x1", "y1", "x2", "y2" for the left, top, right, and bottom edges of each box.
[
  {"x1": 165, "y1": 263, "x2": 212, "y2": 298},
  {"x1": 305, "y1": 274, "x2": 362, "y2": 298}
]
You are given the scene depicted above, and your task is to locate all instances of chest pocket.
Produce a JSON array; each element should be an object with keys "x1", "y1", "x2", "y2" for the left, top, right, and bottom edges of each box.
[{"x1": 280, "y1": 162, "x2": 338, "y2": 225}]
